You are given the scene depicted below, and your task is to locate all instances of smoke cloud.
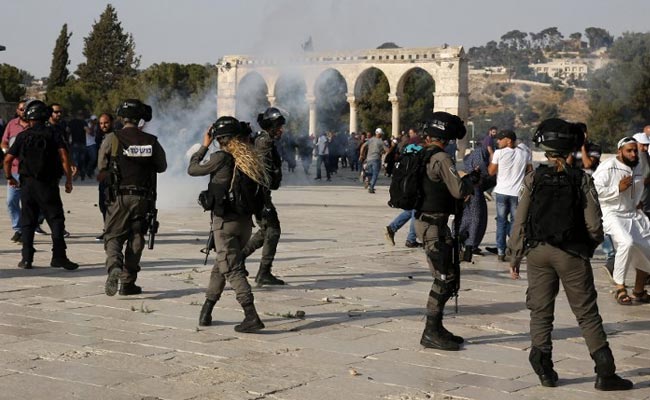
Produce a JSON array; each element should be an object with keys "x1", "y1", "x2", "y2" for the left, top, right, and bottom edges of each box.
[{"x1": 143, "y1": 88, "x2": 218, "y2": 209}]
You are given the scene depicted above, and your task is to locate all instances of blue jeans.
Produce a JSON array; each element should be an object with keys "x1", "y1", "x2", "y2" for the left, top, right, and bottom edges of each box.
[
  {"x1": 316, "y1": 155, "x2": 330, "y2": 179},
  {"x1": 389, "y1": 209, "x2": 417, "y2": 243},
  {"x1": 495, "y1": 193, "x2": 518, "y2": 255},
  {"x1": 6, "y1": 172, "x2": 21, "y2": 232},
  {"x1": 367, "y1": 159, "x2": 381, "y2": 190},
  {"x1": 601, "y1": 234, "x2": 615, "y2": 260}
]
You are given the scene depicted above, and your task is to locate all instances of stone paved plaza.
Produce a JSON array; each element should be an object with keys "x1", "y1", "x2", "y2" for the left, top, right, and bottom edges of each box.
[{"x1": 0, "y1": 168, "x2": 649, "y2": 400}]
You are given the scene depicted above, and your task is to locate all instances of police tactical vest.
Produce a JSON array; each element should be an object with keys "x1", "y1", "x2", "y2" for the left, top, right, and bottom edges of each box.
[
  {"x1": 202, "y1": 152, "x2": 265, "y2": 217},
  {"x1": 525, "y1": 165, "x2": 592, "y2": 257},
  {"x1": 419, "y1": 147, "x2": 456, "y2": 214},
  {"x1": 113, "y1": 128, "x2": 158, "y2": 189},
  {"x1": 19, "y1": 125, "x2": 62, "y2": 182}
]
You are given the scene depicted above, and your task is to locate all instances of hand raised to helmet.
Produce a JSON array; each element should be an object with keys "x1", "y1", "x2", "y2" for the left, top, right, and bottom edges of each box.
[{"x1": 203, "y1": 127, "x2": 213, "y2": 147}]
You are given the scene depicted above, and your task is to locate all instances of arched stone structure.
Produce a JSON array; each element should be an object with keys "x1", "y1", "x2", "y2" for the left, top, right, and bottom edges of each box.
[{"x1": 217, "y1": 46, "x2": 469, "y2": 155}]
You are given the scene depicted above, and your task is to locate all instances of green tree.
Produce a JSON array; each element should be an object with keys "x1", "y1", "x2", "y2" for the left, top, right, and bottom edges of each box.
[
  {"x1": 46, "y1": 79, "x2": 97, "y2": 114},
  {"x1": 585, "y1": 27, "x2": 614, "y2": 49},
  {"x1": 76, "y1": 4, "x2": 139, "y2": 94},
  {"x1": 399, "y1": 69, "x2": 434, "y2": 129},
  {"x1": 47, "y1": 24, "x2": 72, "y2": 93},
  {"x1": 137, "y1": 63, "x2": 215, "y2": 105},
  {"x1": 538, "y1": 27, "x2": 564, "y2": 51},
  {"x1": 569, "y1": 32, "x2": 583, "y2": 50},
  {"x1": 0, "y1": 63, "x2": 27, "y2": 101},
  {"x1": 588, "y1": 32, "x2": 650, "y2": 150},
  {"x1": 357, "y1": 69, "x2": 391, "y2": 133}
]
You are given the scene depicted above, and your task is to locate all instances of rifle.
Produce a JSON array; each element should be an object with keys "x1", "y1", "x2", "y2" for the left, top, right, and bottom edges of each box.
[
  {"x1": 450, "y1": 198, "x2": 467, "y2": 313},
  {"x1": 200, "y1": 216, "x2": 215, "y2": 265},
  {"x1": 106, "y1": 134, "x2": 122, "y2": 204},
  {"x1": 146, "y1": 173, "x2": 159, "y2": 250}
]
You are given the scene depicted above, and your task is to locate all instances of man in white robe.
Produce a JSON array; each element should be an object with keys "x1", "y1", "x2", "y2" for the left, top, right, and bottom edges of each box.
[{"x1": 592, "y1": 137, "x2": 650, "y2": 304}]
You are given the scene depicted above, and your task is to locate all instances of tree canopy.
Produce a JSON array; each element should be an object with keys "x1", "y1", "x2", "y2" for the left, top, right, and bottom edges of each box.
[
  {"x1": 0, "y1": 64, "x2": 29, "y2": 101},
  {"x1": 588, "y1": 32, "x2": 650, "y2": 150},
  {"x1": 47, "y1": 24, "x2": 72, "y2": 93},
  {"x1": 76, "y1": 4, "x2": 139, "y2": 94}
]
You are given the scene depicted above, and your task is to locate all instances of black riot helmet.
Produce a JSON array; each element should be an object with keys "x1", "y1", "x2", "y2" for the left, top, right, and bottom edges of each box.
[
  {"x1": 116, "y1": 99, "x2": 153, "y2": 123},
  {"x1": 422, "y1": 112, "x2": 466, "y2": 140},
  {"x1": 209, "y1": 116, "x2": 245, "y2": 139},
  {"x1": 257, "y1": 107, "x2": 286, "y2": 131},
  {"x1": 24, "y1": 100, "x2": 51, "y2": 122},
  {"x1": 533, "y1": 118, "x2": 584, "y2": 155}
]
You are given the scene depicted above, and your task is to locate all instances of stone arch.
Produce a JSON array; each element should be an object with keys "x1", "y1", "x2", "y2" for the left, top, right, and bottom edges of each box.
[
  {"x1": 353, "y1": 66, "x2": 393, "y2": 99},
  {"x1": 217, "y1": 46, "x2": 467, "y2": 148},
  {"x1": 314, "y1": 68, "x2": 349, "y2": 133},
  {"x1": 235, "y1": 71, "x2": 269, "y2": 122},
  {"x1": 396, "y1": 67, "x2": 436, "y2": 130},
  {"x1": 353, "y1": 67, "x2": 391, "y2": 134}
]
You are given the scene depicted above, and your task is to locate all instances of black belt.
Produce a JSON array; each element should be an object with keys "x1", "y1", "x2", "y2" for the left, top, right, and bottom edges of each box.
[
  {"x1": 416, "y1": 212, "x2": 449, "y2": 225},
  {"x1": 117, "y1": 188, "x2": 149, "y2": 197}
]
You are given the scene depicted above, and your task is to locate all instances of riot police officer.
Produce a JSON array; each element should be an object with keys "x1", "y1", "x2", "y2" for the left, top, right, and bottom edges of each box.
[
  {"x1": 240, "y1": 107, "x2": 286, "y2": 286},
  {"x1": 188, "y1": 116, "x2": 268, "y2": 332},
  {"x1": 508, "y1": 118, "x2": 632, "y2": 391},
  {"x1": 415, "y1": 112, "x2": 475, "y2": 351},
  {"x1": 3, "y1": 100, "x2": 77, "y2": 270},
  {"x1": 98, "y1": 99, "x2": 167, "y2": 296}
]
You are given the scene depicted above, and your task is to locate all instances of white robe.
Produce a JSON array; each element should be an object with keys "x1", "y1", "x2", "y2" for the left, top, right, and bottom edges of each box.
[{"x1": 592, "y1": 157, "x2": 650, "y2": 284}]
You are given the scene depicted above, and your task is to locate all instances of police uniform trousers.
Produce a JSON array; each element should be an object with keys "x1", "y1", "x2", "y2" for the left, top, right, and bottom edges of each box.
[
  {"x1": 526, "y1": 243, "x2": 608, "y2": 354},
  {"x1": 104, "y1": 195, "x2": 149, "y2": 284},
  {"x1": 415, "y1": 215, "x2": 456, "y2": 315},
  {"x1": 207, "y1": 214, "x2": 254, "y2": 306},
  {"x1": 241, "y1": 205, "x2": 281, "y2": 268},
  {"x1": 20, "y1": 177, "x2": 68, "y2": 262}
]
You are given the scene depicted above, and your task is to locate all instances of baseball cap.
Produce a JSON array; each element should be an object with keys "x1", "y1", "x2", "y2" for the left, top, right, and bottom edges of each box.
[{"x1": 632, "y1": 132, "x2": 650, "y2": 145}]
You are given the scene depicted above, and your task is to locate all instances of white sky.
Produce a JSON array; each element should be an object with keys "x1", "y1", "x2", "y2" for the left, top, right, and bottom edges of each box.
[{"x1": 2, "y1": 0, "x2": 649, "y2": 78}]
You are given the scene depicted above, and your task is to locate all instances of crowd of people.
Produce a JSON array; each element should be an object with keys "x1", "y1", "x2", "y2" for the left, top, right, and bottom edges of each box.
[{"x1": 2, "y1": 98, "x2": 648, "y2": 391}]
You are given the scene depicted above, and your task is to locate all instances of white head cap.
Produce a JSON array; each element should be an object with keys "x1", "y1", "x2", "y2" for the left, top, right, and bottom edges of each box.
[
  {"x1": 375, "y1": 128, "x2": 384, "y2": 135},
  {"x1": 632, "y1": 132, "x2": 650, "y2": 145}
]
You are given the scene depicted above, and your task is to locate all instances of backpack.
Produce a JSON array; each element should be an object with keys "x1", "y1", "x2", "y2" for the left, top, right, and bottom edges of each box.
[
  {"x1": 226, "y1": 166, "x2": 266, "y2": 216},
  {"x1": 526, "y1": 166, "x2": 586, "y2": 246},
  {"x1": 20, "y1": 130, "x2": 51, "y2": 180},
  {"x1": 388, "y1": 144, "x2": 432, "y2": 210}
]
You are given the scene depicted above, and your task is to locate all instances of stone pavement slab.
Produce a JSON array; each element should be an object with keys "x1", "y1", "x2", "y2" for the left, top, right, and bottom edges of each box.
[{"x1": 1, "y1": 169, "x2": 649, "y2": 399}]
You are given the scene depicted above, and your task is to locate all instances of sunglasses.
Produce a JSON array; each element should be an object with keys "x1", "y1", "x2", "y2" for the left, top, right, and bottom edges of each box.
[{"x1": 52, "y1": 110, "x2": 62, "y2": 114}]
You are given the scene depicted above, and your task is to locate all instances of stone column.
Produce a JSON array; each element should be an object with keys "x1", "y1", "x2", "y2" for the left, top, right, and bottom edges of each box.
[
  {"x1": 307, "y1": 95, "x2": 317, "y2": 135},
  {"x1": 347, "y1": 95, "x2": 357, "y2": 134},
  {"x1": 389, "y1": 94, "x2": 400, "y2": 138}
]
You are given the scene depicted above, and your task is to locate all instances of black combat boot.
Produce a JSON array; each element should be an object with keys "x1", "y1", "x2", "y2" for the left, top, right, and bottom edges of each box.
[
  {"x1": 255, "y1": 264, "x2": 285, "y2": 287},
  {"x1": 591, "y1": 346, "x2": 633, "y2": 391},
  {"x1": 420, "y1": 314, "x2": 460, "y2": 351},
  {"x1": 529, "y1": 347, "x2": 559, "y2": 387},
  {"x1": 234, "y1": 303, "x2": 265, "y2": 333},
  {"x1": 119, "y1": 282, "x2": 142, "y2": 296},
  {"x1": 51, "y1": 257, "x2": 79, "y2": 270},
  {"x1": 199, "y1": 299, "x2": 217, "y2": 326},
  {"x1": 439, "y1": 322, "x2": 464, "y2": 344}
]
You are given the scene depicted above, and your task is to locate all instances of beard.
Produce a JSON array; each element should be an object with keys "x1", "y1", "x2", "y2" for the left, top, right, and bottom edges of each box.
[{"x1": 622, "y1": 157, "x2": 639, "y2": 168}]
